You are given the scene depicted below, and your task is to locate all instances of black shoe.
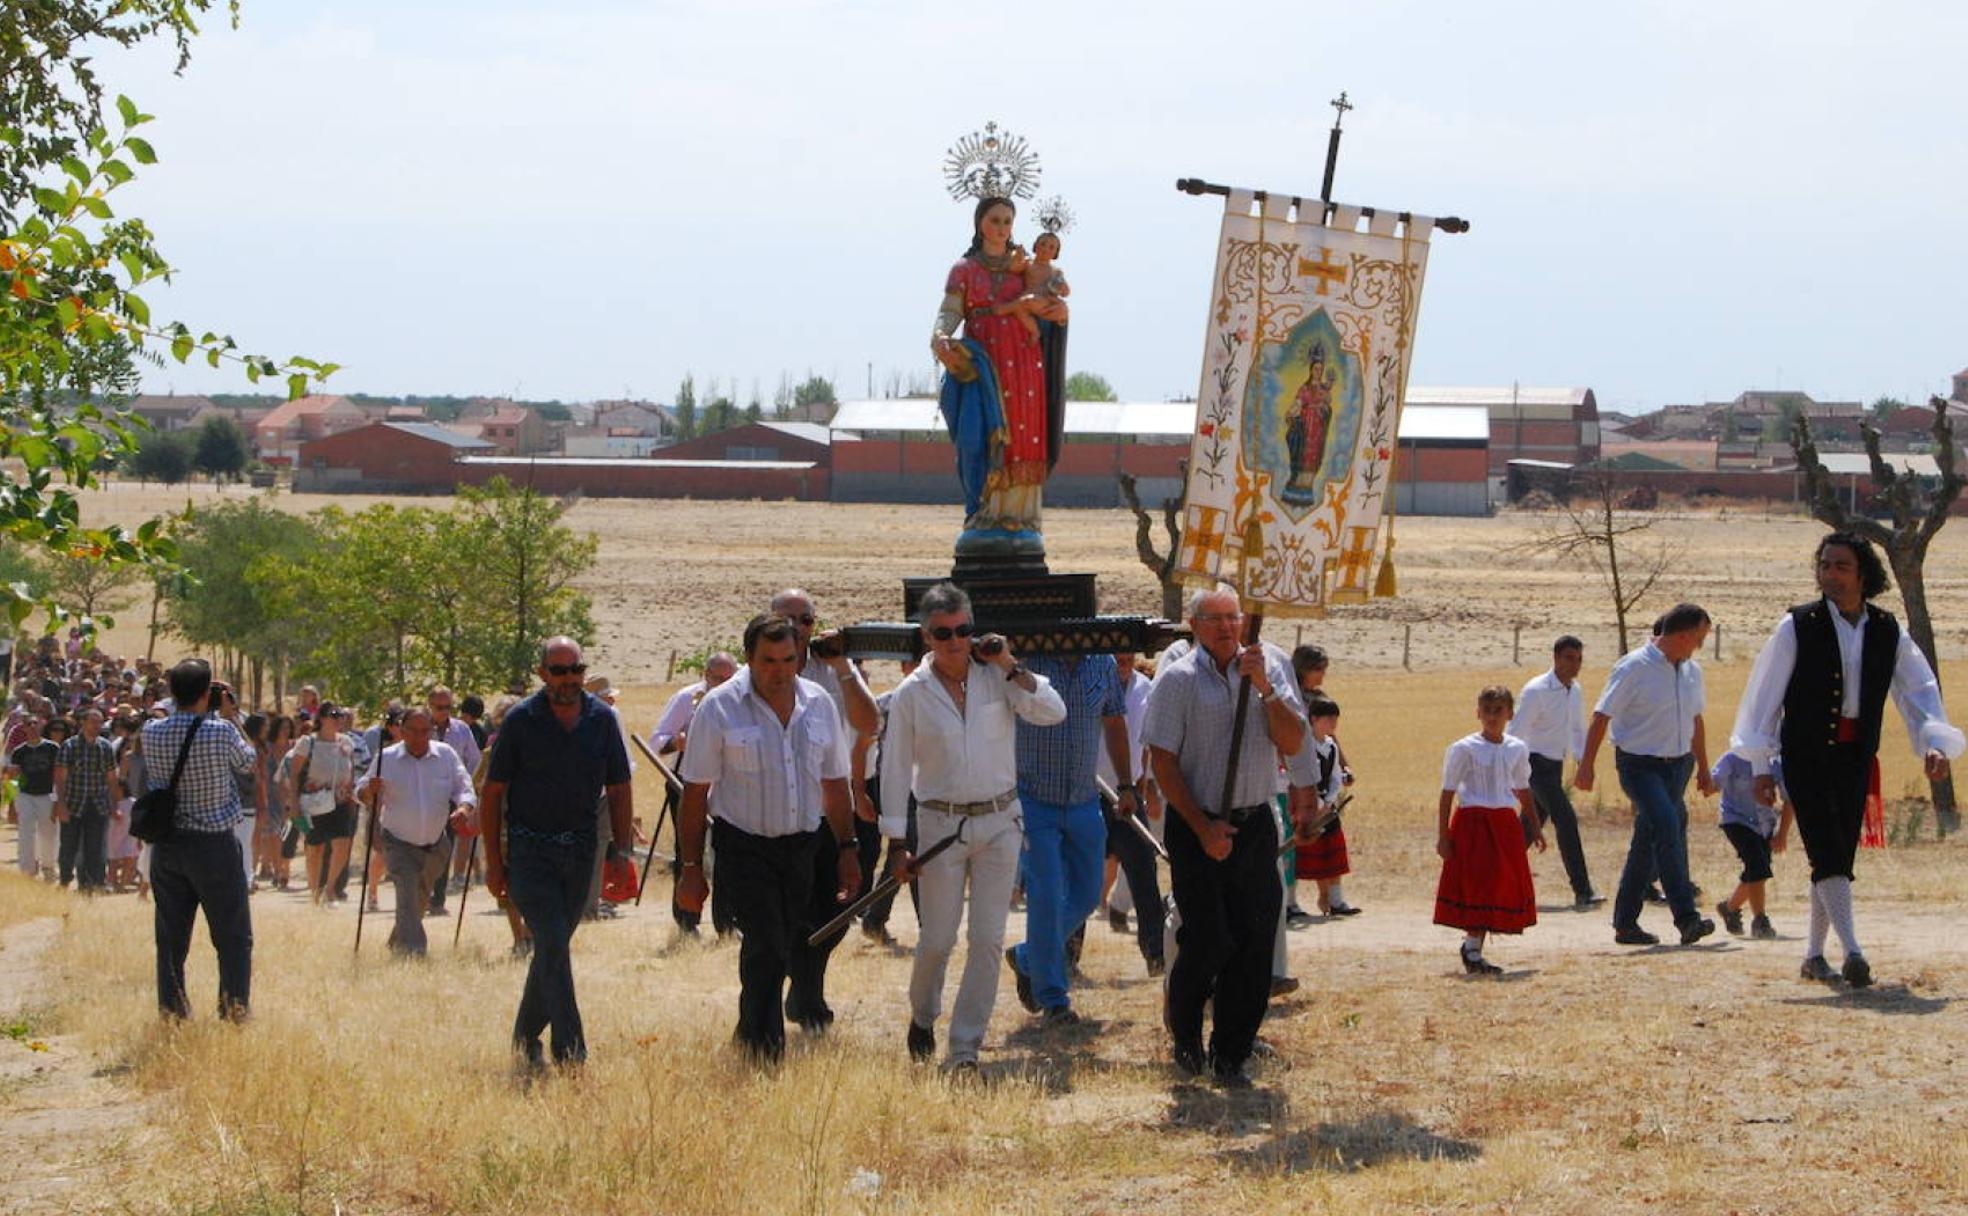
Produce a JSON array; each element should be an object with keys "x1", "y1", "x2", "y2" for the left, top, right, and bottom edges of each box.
[
  {"x1": 1460, "y1": 943, "x2": 1502, "y2": 975},
  {"x1": 1107, "y1": 908, "x2": 1130, "y2": 935},
  {"x1": 1574, "y1": 893, "x2": 1608, "y2": 910},
  {"x1": 1005, "y1": 947, "x2": 1039, "y2": 1013},
  {"x1": 1329, "y1": 904, "x2": 1363, "y2": 917},
  {"x1": 1716, "y1": 900, "x2": 1744, "y2": 936},
  {"x1": 1270, "y1": 975, "x2": 1300, "y2": 997},
  {"x1": 1643, "y1": 885, "x2": 1666, "y2": 905},
  {"x1": 1040, "y1": 1005, "x2": 1081, "y2": 1028},
  {"x1": 1800, "y1": 955, "x2": 1838, "y2": 983},
  {"x1": 906, "y1": 1021, "x2": 935, "y2": 1062},
  {"x1": 861, "y1": 922, "x2": 898, "y2": 948},
  {"x1": 1211, "y1": 1060, "x2": 1252, "y2": 1088},
  {"x1": 1614, "y1": 926, "x2": 1660, "y2": 946},
  {"x1": 1750, "y1": 915, "x2": 1777, "y2": 940},
  {"x1": 1841, "y1": 954, "x2": 1873, "y2": 989},
  {"x1": 1172, "y1": 1042, "x2": 1206, "y2": 1076},
  {"x1": 1285, "y1": 904, "x2": 1316, "y2": 930},
  {"x1": 785, "y1": 995, "x2": 835, "y2": 1033},
  {"x1": 1144, "y1": 954, "x2": 1166, "y2": 977},
  {"x1": 1677, "y1": 917, "x2": 1716, "y2": 946}
]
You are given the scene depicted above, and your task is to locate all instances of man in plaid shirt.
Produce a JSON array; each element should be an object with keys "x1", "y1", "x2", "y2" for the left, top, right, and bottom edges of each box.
[
  {"x1": 54, "y1": 707, "x2": 120, "y2": 891},
  {"x1": 140, "y1": 660, "x2": 257, "y2": 1021}
]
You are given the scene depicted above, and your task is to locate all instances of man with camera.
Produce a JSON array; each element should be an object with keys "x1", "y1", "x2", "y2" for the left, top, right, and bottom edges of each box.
[
  {"x1": 880, "y1": 582, "x2": 1065, "y2": 1070},
  {"x1": 768, "y1": 587, "x2": 878, "y2": 1030}
]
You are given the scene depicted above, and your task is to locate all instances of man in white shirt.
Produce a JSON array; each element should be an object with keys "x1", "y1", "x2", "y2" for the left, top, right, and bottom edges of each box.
[
  {"x1": 648, "y1": 654, "x2": 738, "y2": 756},
  {"x1": 880, "y1": 582, "x2": 1065, "y2": 1070},
  {"x1": 1512, "y1": 636, "x2": 1603, "y2": 909},
  {"x1": 770, "y1": 588, "x2": 880, "y2": 1030},
  {"x1": 427, "y1": 685, "x2": 483, "y2": 915},
  {"x1": 1575, "y1": 604, "x2": 1718, "y2": 948},
  {"x1": 1731, "y1": 531, "x2": 1963, "y2": 987},
  {"x1": 357, "y1": 707, "x2": 476, "y2": 957},
  {"x1": 675, "y1": 614, "x2": 861, "y2": 1061}
]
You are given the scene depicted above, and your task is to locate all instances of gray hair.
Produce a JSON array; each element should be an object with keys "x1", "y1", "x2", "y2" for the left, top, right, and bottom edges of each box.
[
  {"x1": 1185, "y1": 584, "x2": 1240, "y2": 619},
  {"x1": 770, "y1": 588, "x2": 813, "y2": 614},
  {"x1": 918, "y1": 581, "x2": 972, "y2": 621},
  {"x1": 538, "y1": 635, "x2": 582, "y2": 665}
]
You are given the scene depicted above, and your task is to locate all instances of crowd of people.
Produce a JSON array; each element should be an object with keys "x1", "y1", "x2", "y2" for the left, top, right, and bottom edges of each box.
[{"x1": 1, "y1": 530, "x2": 1956, "y2": 1085}]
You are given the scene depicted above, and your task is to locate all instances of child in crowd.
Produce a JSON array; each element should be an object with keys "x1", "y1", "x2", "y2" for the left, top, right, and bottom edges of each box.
[
  {"x1": 1434, "y1": 685, "x2": 1545, "y2": 975},
  {"x1": 1288, "y1": 693, "x2": 1355, "y2": 916},
  {"x1": 1711, "y1": 750, "x2": 1789, "y2": 939},
  {"x1": 1287, "y1": 645, "x2": 1358, "y2": 923}
]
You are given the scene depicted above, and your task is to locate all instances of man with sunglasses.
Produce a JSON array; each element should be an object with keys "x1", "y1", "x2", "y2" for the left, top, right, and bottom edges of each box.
[
  {"x1": 768, "y1": 588, "x2": 879, "y2": 1031},
  {"x1": 880, "y1": 582, "x2": 1065, "y2": 1071},
  {"x1": 1143, "y1": 586, "x2": 1307, "y2": 1084},
  {"x1": 481, "y1": 637, "x2": 634, "y2": 1071}
]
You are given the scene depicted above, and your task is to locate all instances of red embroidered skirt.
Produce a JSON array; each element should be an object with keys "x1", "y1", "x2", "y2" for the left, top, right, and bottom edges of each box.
[
  {"x1": 1294, "y1": 825, "x2": 1350, "y2": 880},
  {"x1": 1433, "y1": 805, "x2": 1537, "y2": 934}
]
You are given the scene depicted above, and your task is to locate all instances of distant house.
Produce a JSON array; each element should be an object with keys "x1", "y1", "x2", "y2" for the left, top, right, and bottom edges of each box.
[
  {"x1": 657, "y1": 421, "x2": 848, "y2": 465},
  {"x1": 253, "y1": 395, "x2": 370, "y2": 463},
  {"x1": 128, "y1": 394, "x2": 215, "y2": 433},
  {"x1": 475, "y1": 405, "x2": 554, "y2": 456},
  {"x1": 1403, "y1": 386, "x2": 1600, "y2": 475},
  {"x1": 588, "y1": 399, "x2": 677, "y2": 440}
]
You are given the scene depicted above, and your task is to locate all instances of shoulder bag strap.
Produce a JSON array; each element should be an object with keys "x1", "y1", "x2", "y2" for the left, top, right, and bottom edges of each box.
[{"x1": 164, "y1": 713, "x2": 208, "y2": 794}]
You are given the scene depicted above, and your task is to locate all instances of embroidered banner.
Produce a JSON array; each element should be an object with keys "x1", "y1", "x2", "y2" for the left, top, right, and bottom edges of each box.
[{"x1": 1175, "y1": 191, "x2": 1435, "y2": 613}]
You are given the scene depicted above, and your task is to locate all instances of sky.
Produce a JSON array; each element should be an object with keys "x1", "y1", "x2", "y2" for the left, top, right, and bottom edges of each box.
[{"x1": 101, "y1": 0, "x2": 1968, "y2": 415}]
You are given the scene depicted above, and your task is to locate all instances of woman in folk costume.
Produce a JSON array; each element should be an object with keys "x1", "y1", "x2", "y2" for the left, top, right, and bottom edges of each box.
[
  {"x1": 931, "y1": 196, "x2": 1067, "y2": 564},
  {"x1": 1435, "y1": 685, "x2": 1545, "y2": 975},
  {"x1": 1731, "y1": 531, "x2": 1964, "y2": 988}
]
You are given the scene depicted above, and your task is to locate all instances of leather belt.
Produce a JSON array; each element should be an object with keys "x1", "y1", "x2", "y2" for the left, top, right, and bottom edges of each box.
[
  {"x1": 920, "y1": 788, "x2": 1018, "y2": 816},
  {"x1": 1211, "y1": 803, "x2": 1270, "y2": 825}
]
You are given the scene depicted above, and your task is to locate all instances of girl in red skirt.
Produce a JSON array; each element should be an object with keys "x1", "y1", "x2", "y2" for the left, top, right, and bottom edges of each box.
[
  {"x1": 1435, "y1": 686, "x2": 1546, "y2": 974},
  {"x1": 1286, "y1": 646, "x2": 1358, "y2": 924}
]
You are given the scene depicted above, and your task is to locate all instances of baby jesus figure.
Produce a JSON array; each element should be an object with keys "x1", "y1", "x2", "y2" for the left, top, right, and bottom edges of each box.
[{"x1": 1002, "y1": 231, "x2": 1070, "y2": 341}]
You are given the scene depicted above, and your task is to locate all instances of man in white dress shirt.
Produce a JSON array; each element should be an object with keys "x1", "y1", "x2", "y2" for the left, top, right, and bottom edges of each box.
[
  {"x1": 675, "y1": 614, "x2": 861, "y2": 1060},
  {"x1": 1575, "y1": 603, "x2": 1718, "y2": 948},
  {"x1": 648, "y1": 654, "x2": 738, "y2": 757},
  {"x1": 356, "y1": 707, "x2": 477, "y2": 957},
  {"x1": 1731, "y1": 532, "x2": 1963, "y2": 987},
  {"x1": 1512, "y1": 636, "x2": 1603, "y2": 909},
  {"x1": 880, "y1": 582, "x2": 1065, "y2": 1070}
]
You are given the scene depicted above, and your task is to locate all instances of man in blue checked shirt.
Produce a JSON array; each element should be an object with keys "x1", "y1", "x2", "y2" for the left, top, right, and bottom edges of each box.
[
  {"x1": 141, "y1": 659, "x2": 258, "y2": 1021},
  {"x1": 1003, "y1": 651, "x2": 1144, "y2": 1026}
]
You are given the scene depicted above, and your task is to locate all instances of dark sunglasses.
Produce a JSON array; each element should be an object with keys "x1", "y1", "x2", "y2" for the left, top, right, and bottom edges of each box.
[
  {"x1": 789, "y1": 613, "x2": 817, "y2": 626},
  {"x1": 927, "y1": 623, "x2": 975, "y2": 642},
  {"x1": 545, "y1": 663, "x2": 588, "y2": 677}
]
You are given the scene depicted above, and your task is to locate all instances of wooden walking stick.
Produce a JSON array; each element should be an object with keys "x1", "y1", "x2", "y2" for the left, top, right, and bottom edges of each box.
[
  {"x1": 1215, "y1": 517, "x2": 1268, "y2": 826},
  {"x1": 452, "y1": 747, "x2": 492, "y2": 949},
  {"x1": 629, "y1": 732, "x2": 687, "y2": 906},
  {"x1": 807, "y1": 823, "x2": 967, "y2": 947},
  {"x1": 352, "y1": 739, "x2": 384, "y2": 956}
]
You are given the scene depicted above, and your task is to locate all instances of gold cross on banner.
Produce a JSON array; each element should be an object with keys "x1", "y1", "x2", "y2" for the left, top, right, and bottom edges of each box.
[
  {"x1": 1184, "y1": 505, "x2": 1227, "y2": 574},
  {"x1": 1297, "y1": 247, "x2": 1346, "y2": 296},
  {"x1": 1333, "y1": 525, "x2": 1377, "y2": 593}
]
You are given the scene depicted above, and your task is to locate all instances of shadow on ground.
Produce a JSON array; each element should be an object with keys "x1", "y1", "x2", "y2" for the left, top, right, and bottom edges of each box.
[
  {"x1": 1222, "y1": 1110, "x2": 1482, "y2": 1174},
  {"x1": 1778, "y1": 983, "x2": 1950, "y2": 1015}
]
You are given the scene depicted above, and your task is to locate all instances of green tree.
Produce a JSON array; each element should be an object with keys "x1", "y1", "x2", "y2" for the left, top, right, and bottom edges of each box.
[
  {"x1": 674, "y1": 374, "x2": 697, "y2": 440},
  {"x1": 1870, "y1": 395, "x2": 1909, "y2": 421},
  {"x1": 125, "y1": 427, "x2": 193, "y2": 484},
  {"x1": 38, "y1": 548, "x2": 142, "y2": 623},
  {"x1": 706, "y1": 395, "x2": 736, "y2": 432},
  {"x1": 192, "y1": 413, "x2": 249, "y2": 483},
  {"x1": 1065, "y1": 371, "x2": 1118, "y2": 402},
  {"x1": 1, "y1": 4, "x2": 334, "y2": 634},
  {"x1": 163, "y1": 499, "x2": 323, "y2": 703},
  {"x1": 793, "y1": 374, "x2": 836, "y2": 415},
  {"x1": 458, "y1": 479, "x2": 596, "y2": 691}
]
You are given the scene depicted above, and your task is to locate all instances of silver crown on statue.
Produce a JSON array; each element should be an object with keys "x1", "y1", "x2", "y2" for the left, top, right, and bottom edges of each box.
[
  {"x1": 1035, "y1": 195, "x2": 1075, "y2": 235},
  {"x1": 942, "y1": 120, "x2": 1042, "y2": 202}
]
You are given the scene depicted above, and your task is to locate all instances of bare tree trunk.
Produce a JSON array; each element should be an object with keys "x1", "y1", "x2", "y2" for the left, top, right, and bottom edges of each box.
[
  {"x1": 1117, "y1": 469, "x2": 1185, "y2": 620},
  {"x1": 146, "y1": 581, "x2": 162, "y2": 662},
  {"x1": 1888, "y1": 544, "x2": 1959, "y2": 828},
  {"x1": 1601, "y1": 489, "x2": 1629, "y2": 653}
]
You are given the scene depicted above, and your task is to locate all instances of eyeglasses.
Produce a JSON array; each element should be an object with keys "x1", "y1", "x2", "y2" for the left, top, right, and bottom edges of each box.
[
  {"x1": 789, "y1": 613, "x2": 817, "y2": 626},
  {"x1": 926, "y1": 622, "x2": 975, "y2": 641},
  {"x1": 545, "y1": 663, "x2": 588, "y2": 677},
  {"x1": 1192, "y1": 612, "x2": 1243, "y2": 626}
]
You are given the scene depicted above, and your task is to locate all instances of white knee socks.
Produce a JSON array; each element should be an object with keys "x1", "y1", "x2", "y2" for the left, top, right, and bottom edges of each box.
[
  {"x1": 1327, "y1": 879, "x2": 1346, "y2": 909},
  {"x1": 1807, "y1": 882, "x2": 1829, "y2": 960},
  {"x1": 1819, "y1": 876, "x2": 1861, "y2": 959}
]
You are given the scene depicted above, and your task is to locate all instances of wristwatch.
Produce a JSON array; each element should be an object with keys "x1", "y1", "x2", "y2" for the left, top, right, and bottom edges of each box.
[{"x1": 1005, "y1": 663, "x2": 1029, "y2": 682}]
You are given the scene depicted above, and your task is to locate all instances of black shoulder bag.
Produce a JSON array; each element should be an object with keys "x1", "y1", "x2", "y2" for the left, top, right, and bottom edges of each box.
[{"x1": 131, "y1": 713, "x2": 208, "y2": 845}]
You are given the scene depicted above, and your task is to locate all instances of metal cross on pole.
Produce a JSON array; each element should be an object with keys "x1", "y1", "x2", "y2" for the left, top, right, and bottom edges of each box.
[{"x1": 1320, "y1": 91, "x2": 1353, "y2": 219}]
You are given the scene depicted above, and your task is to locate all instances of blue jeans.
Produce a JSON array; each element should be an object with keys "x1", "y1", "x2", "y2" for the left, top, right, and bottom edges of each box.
[
  {"x1": 1014, "y1": 795, "x2": 1107, "y2": 1010},
  {"x1": 506, "y1": 836, "x2": 595, "y2": 1064},
  {"x1": 1613, "y1": 751, "x2": 1698, "y2": 930}
]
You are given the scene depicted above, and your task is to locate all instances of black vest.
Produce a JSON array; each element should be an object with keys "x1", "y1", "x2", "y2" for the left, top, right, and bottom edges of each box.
[{"x1": 1780, "y1": 599, "x2": 1898, "y2": 759}]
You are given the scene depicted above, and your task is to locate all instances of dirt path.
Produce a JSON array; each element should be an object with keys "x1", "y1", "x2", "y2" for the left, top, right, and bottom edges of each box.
[{"x1": 0, "y1": 917, "x2": 150, "y2": 1215}]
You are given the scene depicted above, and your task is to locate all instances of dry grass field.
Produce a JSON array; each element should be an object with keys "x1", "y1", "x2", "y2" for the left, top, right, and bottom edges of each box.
[{"x1": 1, "y1": 486, "x2": 1966, "y2": 1213}]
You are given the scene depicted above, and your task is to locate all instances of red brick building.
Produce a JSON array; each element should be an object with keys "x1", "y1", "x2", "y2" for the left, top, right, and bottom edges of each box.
[{"x1": 294, "y1": 422, "x2": 495, "y2": 492}]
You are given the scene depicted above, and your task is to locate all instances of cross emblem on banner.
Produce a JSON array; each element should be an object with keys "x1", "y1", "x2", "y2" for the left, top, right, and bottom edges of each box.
[
  {"x1": 1332, "y1": 525, "x2": 1377, "y2": 594},
  {"x1": 1297, "y1": 247, "x2": 1346, "y2": 296},
  {"x1": 1184, "y1": 505, "x2": 1227, "y2": 574}
]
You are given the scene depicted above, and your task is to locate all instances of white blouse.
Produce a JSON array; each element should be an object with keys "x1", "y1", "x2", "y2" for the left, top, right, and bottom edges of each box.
[{"x1": 1442, "y1": 732, "x2": 1531, "y2": 809}]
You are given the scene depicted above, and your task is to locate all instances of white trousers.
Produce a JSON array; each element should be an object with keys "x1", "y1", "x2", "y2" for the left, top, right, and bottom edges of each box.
[
  {"x1": 908, "y1": 805, "x2": 1023, "y2": 1064},
  {"x1": 14, "y1": 792, "x2": 55, "y2": 875}
]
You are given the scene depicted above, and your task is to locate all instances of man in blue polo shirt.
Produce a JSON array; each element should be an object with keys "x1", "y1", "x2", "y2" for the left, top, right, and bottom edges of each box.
[{"x1": 482, "y1": 636, "x2": 634, "y2": 1070}]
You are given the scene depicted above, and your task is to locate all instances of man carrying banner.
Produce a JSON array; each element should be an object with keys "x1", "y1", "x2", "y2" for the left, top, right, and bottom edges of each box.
[
  {"x1": 881, "y1": 582, "x2": 1064, "y2": 1071},
  {"x1": 675, "y1": 613, "x2": 860, "y2": 1061},
  {"x1": 1731, "y1": 533, "x2": 1963, "y2": 986},
  {"x1": 1142, "y1": 586, "x2": 1306, "y2": 1083}
]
